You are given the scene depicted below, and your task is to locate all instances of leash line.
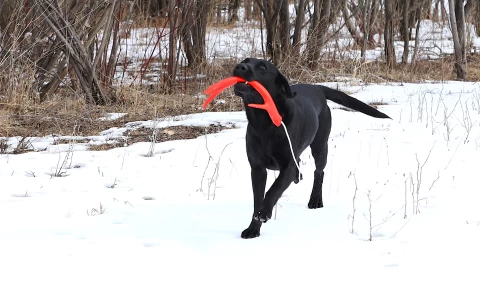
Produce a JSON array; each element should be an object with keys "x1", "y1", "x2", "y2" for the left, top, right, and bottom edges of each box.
[{"x1": 281, "y1": 121, "x2": 301, "y2": 182}]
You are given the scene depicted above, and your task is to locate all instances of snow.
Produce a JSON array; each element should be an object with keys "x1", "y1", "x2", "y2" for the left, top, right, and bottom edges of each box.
[
  {"x1": 98, "y1": 112, "x2": 128, "y2": 121},
  {"x1": 1, "y1": 80, "x2": 480, "y2": 299},
  {"x1": 2, "y1": 5, "x2": 480, "y2": 300}
]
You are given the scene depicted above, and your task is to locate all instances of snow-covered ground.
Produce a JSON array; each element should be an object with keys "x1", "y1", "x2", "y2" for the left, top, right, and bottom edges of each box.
[
  {"x1": 1, "y1": 80, "x2": 480, "y2": 299},
  {"x1": 2, "y1": 4, "x2": 480, "y2": 299}
]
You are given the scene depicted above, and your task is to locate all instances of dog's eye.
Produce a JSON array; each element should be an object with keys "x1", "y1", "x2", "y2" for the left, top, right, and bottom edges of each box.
[{"x1": 259, "y1": 65, "x2": 267, "y2": 71}]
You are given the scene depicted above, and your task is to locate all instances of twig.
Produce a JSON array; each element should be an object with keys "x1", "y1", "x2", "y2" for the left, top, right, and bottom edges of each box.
[
  {"x1": 145, "y1": 107, "x2": 159, "y2": 157},
  {"x1": 414, "y1": 142, "x2": 435, "y2": 214},
  {"x1": 390, "y1": 219, "x2": 411, "y2": 239},
  {"x1": 428, "y1": 171, "x2": 441, "y2": 191},
  {"x1": 207, "y1": 142, "x2": 233, "y2": 200},
  {"x1": 404, "y1": 173, "x2": 412, "y2": 219},
  {"x1": 348, "y1": 171, "x2": 358, "y2": 234}
]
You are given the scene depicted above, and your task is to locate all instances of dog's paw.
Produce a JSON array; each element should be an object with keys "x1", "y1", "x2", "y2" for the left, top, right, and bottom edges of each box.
[
  {"x1": 294, "y1": 173, "x2": 303, "y2": 184},
  {"x1": 308, "y1": 198, "x2": 323, "y2": 209},
  {"x1": 253, "y1": 211, "x2": 271, "y2": 223},
  {"x1": 241, "y1": 227, "x2": 260, "y2": 239}
]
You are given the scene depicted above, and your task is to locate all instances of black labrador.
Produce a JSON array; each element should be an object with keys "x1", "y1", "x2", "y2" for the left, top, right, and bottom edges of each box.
[{"x1": 233, "y1": 58, "x2": 390, "y2": 239}]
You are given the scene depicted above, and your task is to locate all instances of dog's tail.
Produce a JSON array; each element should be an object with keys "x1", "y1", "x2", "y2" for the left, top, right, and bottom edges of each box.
[{"x1": 321, "y1": 86, "x2": 390, "y2": 119}]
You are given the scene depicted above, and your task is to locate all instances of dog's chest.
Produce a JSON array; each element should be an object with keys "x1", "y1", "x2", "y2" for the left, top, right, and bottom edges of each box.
[{"x1": 246, "y1": 129, "x2": 293, "y2": 170}]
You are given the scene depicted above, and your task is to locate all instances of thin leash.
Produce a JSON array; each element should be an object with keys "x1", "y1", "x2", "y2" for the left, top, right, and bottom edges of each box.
[{"x1": 280, "y1": 121, "x2": 302, "y2": 182}]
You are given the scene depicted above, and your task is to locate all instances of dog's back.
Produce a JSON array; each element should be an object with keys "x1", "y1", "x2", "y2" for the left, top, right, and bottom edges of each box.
[
  {"x1": 291, "y1": 84, "x2": 390, "y2": 119},
  {"x1": 290, "y1": 84, "x2": 328, "y2": 116}
]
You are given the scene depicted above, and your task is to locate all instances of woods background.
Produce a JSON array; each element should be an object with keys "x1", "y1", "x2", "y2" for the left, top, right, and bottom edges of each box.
[{"x1": 0, "y1": 0, "x2": 479, "y2": 137}]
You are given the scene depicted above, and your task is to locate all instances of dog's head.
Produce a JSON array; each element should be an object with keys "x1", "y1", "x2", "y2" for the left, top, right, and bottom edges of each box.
[{"x1": 233, "y1": 58, "x2": 294, "y2": 105}]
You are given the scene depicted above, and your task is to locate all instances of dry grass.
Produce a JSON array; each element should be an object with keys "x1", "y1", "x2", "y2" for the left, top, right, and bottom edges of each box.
[
  {"x1": 0, "y1": 83, "x2": 240, "y2": 139},
  {"x1": 1, "y1": 54, "x2": 479, "y2": 146},
  {"x1": 71, "y1": 124, "x2": 227, "y2": 152},
  {"x1": 280, "y1": 54, "x2": 480, "y2": 84},
  {"x1": 0, "y1": 56, "x2": 243, "y2": 140},
  {"x1": 87, "y1": 143, "x2": 122, "y2": 151},
  {"x1": 127, "y1": 124, "x2": 227, "y2": 144}
]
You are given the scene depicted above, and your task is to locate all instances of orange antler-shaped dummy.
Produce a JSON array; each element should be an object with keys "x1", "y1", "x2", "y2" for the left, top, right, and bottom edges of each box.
[{"x1": 202, "y1": 76, "x2": 282, "y2": 127}]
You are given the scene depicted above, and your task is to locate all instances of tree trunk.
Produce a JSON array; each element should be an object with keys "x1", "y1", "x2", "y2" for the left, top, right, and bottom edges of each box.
[
  {"x1": 449, "y1": 0, "x2": 466, "y2": 79},
  {"x1": 475, "y1": 0, "x2": 480, "y2": 36},
  {"x1": 252, "y1": 0, "x2": 261, "y2": 19},
  {"x1": 401, "y1": 0, "x2": 409, "y2": 64},
  {"x1": 368, "y1": 0, "x2": 379, "y2": 45},
  {"x1": 361, "y1": 0, "x2": 372, "y2": 59},
  {"x1": 228, "y1": 0, "x2": 240, "y2": 23},
  {"x1": 279, "y1": 0, "x2": 290, "y2": 60},
  {"x1": 181, "y1": 0, "x2": 211, "y2": 69},
  {"x1": 315, "y1": 0, "x2": 331, "y2": 60},
  {"x1": 245, "y1": 0, "x2": 253, "y2": 21},
  {"x1": 106, "y1": 1, "x2": 127, "y2": 86},
  {"x1": 215, "y1": 0, "x2": 223, "y2": 24},
  {"x1": 384, "y1": 0, "x2": 396, "y2": 69},
  {"x1": 455, "y1": 0, "x2": 467, "y2": 63},
  {"x1": 166, "y1": 0, "x2": 178, "y2": 93},
  {"x1": 411, "y1": 5, "x2": 423, "y2": 64},
  {"x1": 306, "y1": 0, "x2": 320, "y2": 66},
  {"x1": 292, "y1": 0, "x2": 306, "y2": 57},
  {"x1": 433, "y1": 0, "x2": 441, "y2": 22},
  {"x1": 255, "y1": 0, "x2": 282, "y2": 64},
  {"x1": 341, "y1": 0, "x2": 363, "y2": 47},
  {"x1": 306, "y1": 0, "x2": 332, "y2": 69},
  {"x1": 464, "y1": 0, "x2": 475, "y2": 16}
]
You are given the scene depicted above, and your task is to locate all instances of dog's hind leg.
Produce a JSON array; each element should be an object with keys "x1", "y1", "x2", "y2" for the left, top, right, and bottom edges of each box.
[
  {"x1": 308, "y1": 108, "x2": 332, "y2": 209},
  {"x1": 308, "y1": 170, "x2": 325, "y2": 208}
]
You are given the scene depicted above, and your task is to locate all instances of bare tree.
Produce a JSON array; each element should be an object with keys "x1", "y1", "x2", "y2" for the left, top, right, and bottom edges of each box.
[
  {"x1": 0, "y1": 0, "x2": 131, "y2": 104},
  {"x1": 361, "y1": 0, "x2": 372, "y2": 59},
  {"x1": 448, "y1": 0, "x2": 467, "y2": 79},
  {"x1": 306, "y1": 0, "x2": 332, "y2": 69},
  {"x1": 244, "y1": 0, "x2": 253, "y2": 20},
  {"x1": 292, "y1": 0, "x2": 307, "y2": 57},
  {"x1": 255, "y1": 0, "x2": 282, "y2": 64},
  {"x1": 342, "y1": 0, "x2": 380, "y2": 57},
  {"x1": 384, "y1": 0, "x2": 396, "y2": 68},
  {"x1": 166, "y1": 0, "x2": 178, "y2": 93},
  {"x1": 279, "y1": 0, "x2": 290, "y2": 60},
  {"x1": 473, "y1": 0, "x2": 480, "y2": 36},
  {"x1": 432, "y1": 0, "x2": 443, "y2": 22},
  {"x1": 400, "y1": 0, "x2": 410, "y2": 64},
  {"x1": 180, "y1": 0, "x2": 212, "y2": 69},
  {"x1": 411, "y1": 0, "x2": 429, "y2": 64},
  {"x1": 341, "y1": 0, "x2": 363, "y2": 47},
  {"x1": 368, "y1": 0, "x2": 381, "y2": 46},
  {"x1": 228, "y1": 0, "x2": 240, "y2": 23}
]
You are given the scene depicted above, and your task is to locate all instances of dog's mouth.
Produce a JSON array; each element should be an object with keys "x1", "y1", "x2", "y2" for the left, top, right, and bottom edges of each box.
[
  {"x1": 202, "y1": 76, "x2": 282, "y2": 126},
  {"x1": 233, "y1": 81, "x2": 255, "y2": 96}
]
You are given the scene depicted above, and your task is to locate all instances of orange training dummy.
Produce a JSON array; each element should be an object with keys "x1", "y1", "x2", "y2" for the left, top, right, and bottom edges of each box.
[{"x1": 202, "y1": 76, "x2": 282, "y2": 127}]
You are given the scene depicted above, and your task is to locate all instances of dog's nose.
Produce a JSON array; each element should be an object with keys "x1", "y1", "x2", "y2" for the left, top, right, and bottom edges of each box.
[{"x1": 234, "y1": 63, "x2": 248, "y2": 75}]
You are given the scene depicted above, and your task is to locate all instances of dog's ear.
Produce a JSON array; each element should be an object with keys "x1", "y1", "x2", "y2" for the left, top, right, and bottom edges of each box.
[{"x1": 275, "y1": 72, "x2": 295, "y2": 98}]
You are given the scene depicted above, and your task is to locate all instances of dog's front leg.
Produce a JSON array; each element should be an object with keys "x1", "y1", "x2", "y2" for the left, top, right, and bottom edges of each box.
[
  {"x1": 241, "y1": 167, "x2": 267, "y2": 239},
  {"x1": 254, "y1": 165, "x2": 295, "y2": 223}
]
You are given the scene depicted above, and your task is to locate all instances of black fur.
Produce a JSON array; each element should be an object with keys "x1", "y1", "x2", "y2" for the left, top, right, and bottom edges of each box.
[{"x1": 233, "y1": 58, "x2": 390, "y2": 239}]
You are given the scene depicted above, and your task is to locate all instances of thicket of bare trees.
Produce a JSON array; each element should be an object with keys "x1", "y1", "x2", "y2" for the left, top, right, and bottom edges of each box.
[
  {"x1": 0, "y1": 0, "x2": 132, "y2": 104},
  {"x1": 1, "y1": 0, "x2": 480, "y2": 105}
]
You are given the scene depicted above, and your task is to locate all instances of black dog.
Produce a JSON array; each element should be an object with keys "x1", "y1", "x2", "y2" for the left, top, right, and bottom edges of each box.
[{"x1": 233, "y1": 58, "x2": 390, "y2": 239}]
